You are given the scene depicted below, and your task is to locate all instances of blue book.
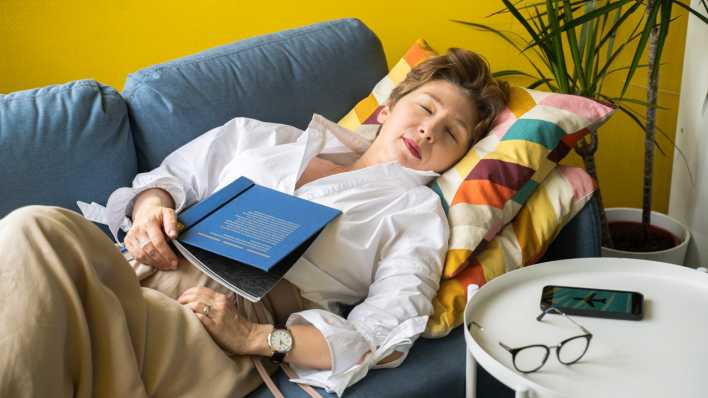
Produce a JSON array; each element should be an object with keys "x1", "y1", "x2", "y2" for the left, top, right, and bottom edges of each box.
[{"x1": 172, "y1": 176, "x2": 341, "y2": 302}]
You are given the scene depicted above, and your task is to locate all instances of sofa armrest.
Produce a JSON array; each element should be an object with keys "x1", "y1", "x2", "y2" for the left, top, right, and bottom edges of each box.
[{"x1": 0, "y1": 80, "x2": 136, "y2": 227}]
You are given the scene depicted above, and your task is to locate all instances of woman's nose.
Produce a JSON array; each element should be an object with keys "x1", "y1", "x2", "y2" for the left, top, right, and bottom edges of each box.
[{"x1": 418, "y1": 120, "x2": 441, "y2": 142}]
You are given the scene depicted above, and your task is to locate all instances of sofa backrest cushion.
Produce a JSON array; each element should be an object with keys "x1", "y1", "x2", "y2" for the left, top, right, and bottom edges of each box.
[
  {"x1": 0, "y1": 80, "x2": 137, "y2": 219},
  {"x1": 123, "y1": 18, "x2": 387, "y2": 171}
]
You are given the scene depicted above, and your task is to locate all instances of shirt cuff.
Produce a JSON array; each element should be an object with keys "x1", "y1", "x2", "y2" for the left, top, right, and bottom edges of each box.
[{"x1": 284, "y1": 309, "x2": 428, "y2": 396}]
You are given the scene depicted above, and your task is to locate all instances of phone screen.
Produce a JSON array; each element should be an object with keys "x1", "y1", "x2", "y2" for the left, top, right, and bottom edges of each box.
[{"x1": 541, "y1": 285, "x2": 643, "y2": 320}]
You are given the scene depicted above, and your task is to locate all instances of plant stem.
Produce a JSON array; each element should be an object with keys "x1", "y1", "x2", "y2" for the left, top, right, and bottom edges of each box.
[
  {"x1": 642, "y1": 0, "x2": 659, "y2": 242},
  {"x1": 575, "y1": 127, "x2": 614, "y2": 248}
]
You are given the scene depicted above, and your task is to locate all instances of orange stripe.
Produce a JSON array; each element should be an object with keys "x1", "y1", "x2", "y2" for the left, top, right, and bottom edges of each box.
[
  {"x1": 404, "y1": 40, "x2": 437, "y2": 67},
  {"x1": 451, "y1": 179, "x2": 517, "y2": 208},
  {"x1": 456, "y1": 260, "x2": 487, "y2": 289}
]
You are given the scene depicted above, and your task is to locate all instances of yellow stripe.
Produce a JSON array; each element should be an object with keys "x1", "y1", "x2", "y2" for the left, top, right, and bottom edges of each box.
[
  {"x1": 479, "y1": 240, "x2": 506, "y2": 281},
  {"x1": 452, "y1": 148, "x2": 481, "y2": 177},
  {"x1": 508, "y1": 86, "x2": 536, "y2": 117},
  {"x1": 486, "y1": 140, "x2": 548, "y2": 170},
  {"x1": 354, "y1": 95, "x2": 379, "y2": 122},
  {"x1": 426, "y1": 279, "x2": 465, "y2": 337},
  {"x1": 388, "y1": 59, "x2": 412, "y2": 85},
  {"x1": 338, "y1": 110, "x2": 360, "y2": 130},
  {"x1": 443, "y1": 248, "x2": 473, "y2": 278},
  {"x1": 512, "y1": 185, "x2": 556, "y2": 263}
]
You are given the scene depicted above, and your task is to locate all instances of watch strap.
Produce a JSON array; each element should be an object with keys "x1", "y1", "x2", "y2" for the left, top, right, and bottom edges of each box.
[{"x1": 270, "y1": 351, "x2": 286, "y2": 364}]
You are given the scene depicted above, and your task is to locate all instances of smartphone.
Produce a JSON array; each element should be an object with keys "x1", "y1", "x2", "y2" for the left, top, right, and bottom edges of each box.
[{"x1": 540, "y1": 285, "x2": 644, "y2": 321}]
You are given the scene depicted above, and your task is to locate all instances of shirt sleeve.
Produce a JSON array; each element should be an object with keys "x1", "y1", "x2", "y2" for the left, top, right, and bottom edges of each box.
[
  {"x1": 284, "y1": 187, "x2": 448, "y2": 396},
  {"x1": 103, "y1": 117, "x2": 302, "y2": 240}
]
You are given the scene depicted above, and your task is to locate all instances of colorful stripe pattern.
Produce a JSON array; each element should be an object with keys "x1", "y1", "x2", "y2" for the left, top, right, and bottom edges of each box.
[
  {"x1": 424, "y1": 166, "x2": 597, "y2": 338},
  {"x1": 435, "y1": 86, "x2": 614, "y2": 279}
]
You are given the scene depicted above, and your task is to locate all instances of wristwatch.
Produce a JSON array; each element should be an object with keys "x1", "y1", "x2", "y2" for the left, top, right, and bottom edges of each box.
[{"x1": 267, "y1": 324, "x2": 293, "y2": 364}]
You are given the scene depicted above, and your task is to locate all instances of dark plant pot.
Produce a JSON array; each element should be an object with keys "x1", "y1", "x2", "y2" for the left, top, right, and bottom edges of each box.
[{"x1": 601, "y1": 208, "x2": 690, "y2": 265}]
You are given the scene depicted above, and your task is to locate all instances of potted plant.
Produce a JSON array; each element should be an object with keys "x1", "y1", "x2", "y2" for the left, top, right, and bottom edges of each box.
[{"x1": 459, "y1": 0, "x2": 708, "y2": 264}]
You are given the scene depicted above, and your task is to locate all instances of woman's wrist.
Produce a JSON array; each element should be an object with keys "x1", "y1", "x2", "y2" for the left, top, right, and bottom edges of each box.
[
  {"x1": 246, "y1": 323, "x2": 274, "y2": 357},
  {"x1": 132, "y1": 188, "x2": 175, "y2": 220}
]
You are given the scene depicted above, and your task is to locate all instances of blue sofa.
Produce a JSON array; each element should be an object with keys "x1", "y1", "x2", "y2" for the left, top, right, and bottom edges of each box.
[{"x1": 0, "y1": 18, "x2": 601, "y2": 398}]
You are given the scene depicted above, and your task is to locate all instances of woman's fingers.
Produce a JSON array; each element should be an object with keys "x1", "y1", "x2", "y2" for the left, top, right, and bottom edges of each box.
[
  {"x1": 195, "y1": 313, "x2": 214, "y2": 328},
  {"x1": 162, "y1": 208, "x2": 179, "y2": 239},
  {"x1": 123, "y1": 205, "x2": 181, "y2": 269},
  {"x1": 146, "y1": 224, "x2": 178, "y2": 269},
  {"x1": 178, "y1": 286, "x2": 217, "y2": 304}
]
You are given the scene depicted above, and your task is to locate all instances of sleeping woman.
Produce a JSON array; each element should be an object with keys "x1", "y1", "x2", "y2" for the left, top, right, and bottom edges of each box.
[{"x1": 0, "y1": 48, "x2": 508, "y2": 397}]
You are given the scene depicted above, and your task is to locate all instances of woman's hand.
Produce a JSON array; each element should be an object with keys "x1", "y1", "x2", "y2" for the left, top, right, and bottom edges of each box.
[
  {"x1": 124, "y1": 204, "x2": 180, "y2": 270},
  {"x1": 178, "y1": 287, "x2": 264, "y2": 355}
]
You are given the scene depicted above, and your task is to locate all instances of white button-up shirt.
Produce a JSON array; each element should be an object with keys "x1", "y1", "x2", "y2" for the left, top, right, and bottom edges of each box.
[{"x1": 104, "y1": 114, "x2": 448, "y2": 396}]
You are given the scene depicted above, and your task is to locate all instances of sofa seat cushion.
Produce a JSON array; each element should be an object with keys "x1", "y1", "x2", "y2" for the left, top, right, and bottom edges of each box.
[
  {"x1": 0, "y1": 80, "x2": 137, "y2": 224},
  {"x1": 123, "y1": 18, "x2": 387, "y2": 171}
]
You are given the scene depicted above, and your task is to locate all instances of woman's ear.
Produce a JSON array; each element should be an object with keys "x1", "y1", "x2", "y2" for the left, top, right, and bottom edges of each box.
[{"x1": 376, "y1": 104, "x2": 391, "y2": 124}]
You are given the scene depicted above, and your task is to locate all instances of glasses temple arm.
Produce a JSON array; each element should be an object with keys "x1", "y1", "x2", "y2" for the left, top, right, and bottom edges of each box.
[{"x1": 537, "y1": 307, "x2": 591, "y2": 335}]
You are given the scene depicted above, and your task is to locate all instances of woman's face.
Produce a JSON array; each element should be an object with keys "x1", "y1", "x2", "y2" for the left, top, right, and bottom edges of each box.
[{"x1": 375, "y1": 80, "x2": 478, "y2": 173}]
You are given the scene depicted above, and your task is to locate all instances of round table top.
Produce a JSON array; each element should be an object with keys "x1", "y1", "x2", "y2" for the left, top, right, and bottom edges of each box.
[{"x1": 464, "y1": 258, "x2": 708, "y2": 398}]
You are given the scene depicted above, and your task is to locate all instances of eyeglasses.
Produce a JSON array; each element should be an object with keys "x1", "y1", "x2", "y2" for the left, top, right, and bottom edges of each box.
[{"x1": 470, "y1": 307, "x2": 593, "y2": 374}]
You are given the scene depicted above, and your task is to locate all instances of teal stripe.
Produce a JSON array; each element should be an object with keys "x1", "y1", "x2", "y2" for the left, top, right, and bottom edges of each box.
[
  {"x1": 501, "y1": 119, "x2": 565, "y2": 150},
  {"x1": 512, "y1": 180, "x2": 539, "y2": 204},
  {"x1": 429, "y1": 181, "x2": 450, "y2": 215}
]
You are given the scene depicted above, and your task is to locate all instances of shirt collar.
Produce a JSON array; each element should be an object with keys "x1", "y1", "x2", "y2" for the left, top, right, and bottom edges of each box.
[{"x1": 303, "y1": 114, "x2": 440, "y2": 186}]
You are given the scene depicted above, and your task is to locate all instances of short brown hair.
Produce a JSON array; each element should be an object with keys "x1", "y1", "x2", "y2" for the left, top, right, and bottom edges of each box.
[{"x1": 388, "y1": 48, "x2": 509, "y2": 144}]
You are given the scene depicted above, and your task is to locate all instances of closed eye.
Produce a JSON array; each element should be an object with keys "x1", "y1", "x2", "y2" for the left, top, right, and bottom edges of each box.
[
  {"x1": 418, "y1": 104, "x2": 432, "y2": 114},
  {"x1": 446, "y1": 127, "x2": 457, "y2": 141}
]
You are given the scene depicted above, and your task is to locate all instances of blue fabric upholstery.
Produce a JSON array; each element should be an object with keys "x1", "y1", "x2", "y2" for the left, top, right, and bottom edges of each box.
[
  {"x1": 542, "y1": 193, "x2": 602, "y2": 260},
  {"x1": 123, "y1": 18, "x2": 387, "y2": 171},
  {"x1": 246, "y1": 198, "x2": 602, "y2": 397},
  {"x1": 0, "y1": 80, "x2": 136, "y2": 219}
]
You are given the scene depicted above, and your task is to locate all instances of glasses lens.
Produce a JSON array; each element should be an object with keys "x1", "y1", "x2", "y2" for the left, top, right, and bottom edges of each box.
[
  {"x1": 558, "y1": 336, "x2": 590, "y2": 364},
  {"x1": 514, "y1": 346, "x2": 548, "y2": 373}
]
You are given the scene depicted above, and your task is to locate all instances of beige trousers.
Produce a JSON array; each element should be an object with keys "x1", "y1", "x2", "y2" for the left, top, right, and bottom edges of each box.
[{"x1": 0, "y1": 206, "x2": 306, "y2": 398}]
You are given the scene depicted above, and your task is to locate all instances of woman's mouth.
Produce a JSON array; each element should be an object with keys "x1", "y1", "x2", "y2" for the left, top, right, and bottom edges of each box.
[{"x1": 402, "y1": 137, "x2": 421, "y2": 160}]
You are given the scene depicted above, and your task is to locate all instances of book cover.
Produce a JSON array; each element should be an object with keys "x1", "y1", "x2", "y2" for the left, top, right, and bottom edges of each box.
[{"x1": 173, "y1": 176, "x2": 341, "y2": 302}]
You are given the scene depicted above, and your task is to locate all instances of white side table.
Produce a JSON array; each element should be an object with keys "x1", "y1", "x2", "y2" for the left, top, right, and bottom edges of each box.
[{"x1": 463, "y1": 258, "x2": 708, "y2": 398}]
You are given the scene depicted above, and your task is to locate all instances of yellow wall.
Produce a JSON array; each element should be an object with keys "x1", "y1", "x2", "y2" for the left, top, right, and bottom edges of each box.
[{"x1": 0, "y1": 1, "x2": 689, "y2": 213}]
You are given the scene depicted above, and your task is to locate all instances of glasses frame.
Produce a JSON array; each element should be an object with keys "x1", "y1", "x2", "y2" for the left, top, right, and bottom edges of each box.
[{"x1": 471, "y1": 307, "x2": 593, "y2": 374}]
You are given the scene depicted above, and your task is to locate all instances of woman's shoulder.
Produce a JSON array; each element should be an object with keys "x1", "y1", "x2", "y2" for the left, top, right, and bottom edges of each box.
[{"x1": 222, "y1": 116, "x2": 304, "y2": 145}]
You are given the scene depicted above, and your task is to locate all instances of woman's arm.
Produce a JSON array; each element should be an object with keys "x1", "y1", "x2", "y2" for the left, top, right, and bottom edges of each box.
[{"x1": 177, "y1": 287, "x2": 334, "y2": 369}]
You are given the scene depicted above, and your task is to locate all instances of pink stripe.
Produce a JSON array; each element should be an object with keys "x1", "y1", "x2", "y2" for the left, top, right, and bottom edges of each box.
[
  {"x1": 539, "y1": 94, "x2": 614, "y2": 122},
  {"x1": 491, "y1": 118, "x2": 515, "y2": 138},
  {"x1": 484, "y1": 219, "x2": 505, "y2": 241},
  {"x1": 558, "y1": 165, "x2": 595, "y2": 200}
]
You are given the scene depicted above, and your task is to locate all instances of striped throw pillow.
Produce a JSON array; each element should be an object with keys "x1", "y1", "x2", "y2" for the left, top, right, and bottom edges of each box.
[
  {"x1": 424, "y1": 165, "x2": 596, "y2": 338},
  {"x1": 436, "y1": 86, "x2": 614, "y2": 278}
]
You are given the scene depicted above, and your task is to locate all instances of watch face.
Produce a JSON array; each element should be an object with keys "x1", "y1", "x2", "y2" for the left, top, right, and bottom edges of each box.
[{"x1": 269, "y1": 329, "x2": 293, "y2": 353}]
